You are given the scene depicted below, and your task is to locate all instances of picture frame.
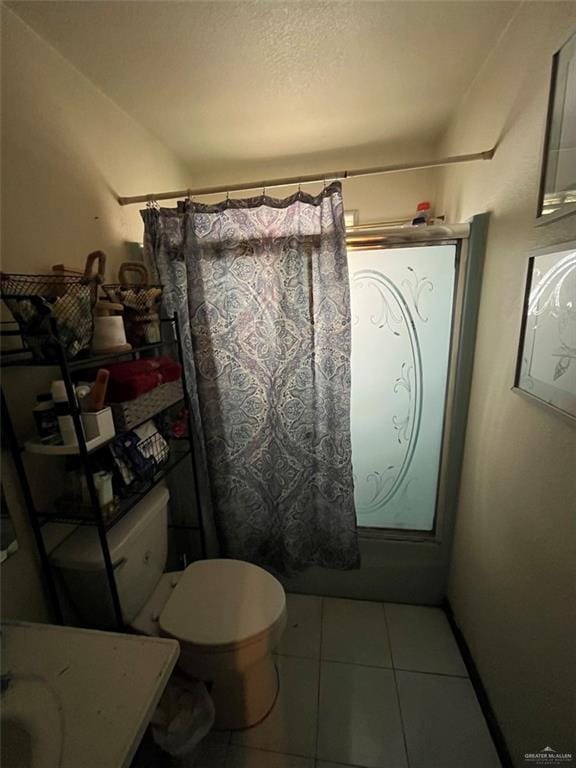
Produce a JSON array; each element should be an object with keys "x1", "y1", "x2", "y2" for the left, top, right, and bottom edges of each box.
[
  {"x1": 513, "y1": 240, "x2": 576, "y2": 421},
  {"x1": 536, "y1": 30, "x2": 576, "y2": 224}
]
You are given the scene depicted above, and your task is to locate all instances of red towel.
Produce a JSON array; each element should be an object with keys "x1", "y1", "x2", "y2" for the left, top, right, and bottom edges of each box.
[{"x1": 84, "y1": 356, "x2": 182, "y2": 402}]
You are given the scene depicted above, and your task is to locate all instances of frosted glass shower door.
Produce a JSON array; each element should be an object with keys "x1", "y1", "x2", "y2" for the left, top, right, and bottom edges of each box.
[{"x1": 349, "y1": 245, "x2": 457, "y2": 531}]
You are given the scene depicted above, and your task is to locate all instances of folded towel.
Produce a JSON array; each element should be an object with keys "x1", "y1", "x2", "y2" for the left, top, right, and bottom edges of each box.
[{"x1": 83, "y1": 356, "x2": 182, "y2": 402}]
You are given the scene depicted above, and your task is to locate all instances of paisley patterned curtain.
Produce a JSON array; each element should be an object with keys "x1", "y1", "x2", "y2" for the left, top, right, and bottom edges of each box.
[{"x1": 142, "y1": 182, "x2": 359, "y2": 575}]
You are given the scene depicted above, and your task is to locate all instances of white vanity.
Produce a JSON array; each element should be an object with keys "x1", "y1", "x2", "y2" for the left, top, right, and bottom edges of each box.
[{"x1": 1, "y1": 620, "x2": 179, "y2": 768}]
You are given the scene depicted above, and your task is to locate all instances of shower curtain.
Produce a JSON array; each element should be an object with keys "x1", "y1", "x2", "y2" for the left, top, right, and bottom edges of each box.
[{"x1": 142, "y1": 182, "x2": 359, "y2": 575}]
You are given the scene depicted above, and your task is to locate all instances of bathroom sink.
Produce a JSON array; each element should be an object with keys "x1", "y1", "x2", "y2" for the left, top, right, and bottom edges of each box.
[
  {"x1": 1, "y1": 716, "x2": 33, "y2": 768},
  {"x1": 2, "y1": 621, "x2": 179, "y2": 768},
  {"x1": 1, "y1": 674, "x2": 62, "y2": 768}
]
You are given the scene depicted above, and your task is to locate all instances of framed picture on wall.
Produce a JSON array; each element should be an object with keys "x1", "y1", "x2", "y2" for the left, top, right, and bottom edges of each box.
[
  {"x1": 514, "y1": 241, "x2": 576, "y2": 421},
  {"x1": 536, "y1": 30, "x2": 576, "y2": 223}
]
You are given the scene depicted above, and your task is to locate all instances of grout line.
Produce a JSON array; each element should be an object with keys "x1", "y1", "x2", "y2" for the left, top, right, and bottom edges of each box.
[
  {"x1": 314, "y1": 597, "x2": 325, "y2": 761},
  {"x1": 383, "y1": 602, "x2": 397, "y2": 668},
  {"x1": 382, "y1": 602, "x2": 412, "y2": 768},
  {"x1": 277, "y1": 649, "x2": 468, "y2": 679},
  {"x1": 227, "y1": 742, "x2": 316, "y2": 762},
  {"x1": 315, "y1": 760, "x2": 377, "y2": 768},
  {"x1": 392, "y1": 666, "x2": 469, "y2": 680}
]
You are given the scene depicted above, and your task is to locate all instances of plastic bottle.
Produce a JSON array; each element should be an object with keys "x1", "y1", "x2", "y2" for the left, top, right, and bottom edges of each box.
[
  {"x1": 411, "y1": 201, "x2": 432, "y2": 226},
  {"x1": 33, "y1": 394, "x2": 60, "y2": 444},
  {"x1": 50, "y1": 380, "x2": 83, "y2": 446}
]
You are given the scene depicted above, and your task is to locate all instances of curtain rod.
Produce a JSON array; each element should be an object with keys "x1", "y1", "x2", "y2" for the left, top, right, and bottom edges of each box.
[{"x1": 117, "y1": 148, "x2": 495, "y2": 206}]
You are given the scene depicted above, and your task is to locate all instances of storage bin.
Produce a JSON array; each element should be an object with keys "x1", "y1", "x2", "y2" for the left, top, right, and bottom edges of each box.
[
  {"x1": 102, "y1": 262, "x2": 163, "y2": 348},
  {"x1": 0, "y1": 251, "x2": 105, "y2": 362},
  {"x1": 110, "y1": 379, "x2": 184, "y2": 432},
  {"x1": 81, "y1": 407, "x2": 116, "y2": 443}
]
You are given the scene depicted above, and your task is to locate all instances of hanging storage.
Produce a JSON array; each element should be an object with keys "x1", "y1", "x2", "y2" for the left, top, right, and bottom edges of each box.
[
  {"x1": 102, "y1": 262, "x2": 163, "y2": 348},
  {"x1": 0, "y1": 251, "x2": 105, "y2": 362}
]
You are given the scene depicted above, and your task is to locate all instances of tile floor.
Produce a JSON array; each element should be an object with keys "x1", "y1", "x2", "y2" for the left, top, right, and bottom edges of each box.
[{"x1": 192, "y1": 595, "x2": 502, "y2": 768}]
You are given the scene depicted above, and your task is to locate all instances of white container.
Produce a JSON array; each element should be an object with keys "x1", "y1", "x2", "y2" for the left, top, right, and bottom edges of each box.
[
  {"x1": 81, "y1": 407, "x2": 115, "y2": 443},
  {"x1": 92, "y1": 316, "x2": 130, "y2": 353},
  {"x1": 93, "y1": 471, "x2": 114, "y2": 515},
  {"x1": 51, "y1": 379, "x2": 82, "y2": 446}
]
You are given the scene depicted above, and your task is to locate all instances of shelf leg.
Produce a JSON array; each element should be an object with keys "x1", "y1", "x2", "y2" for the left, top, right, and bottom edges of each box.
[
  {"x1": 55, "y1": 328, "x2": 125, "y2": 631},
  {"x1": 172, "y1": 311, "x2": 208, "y2": 559}
]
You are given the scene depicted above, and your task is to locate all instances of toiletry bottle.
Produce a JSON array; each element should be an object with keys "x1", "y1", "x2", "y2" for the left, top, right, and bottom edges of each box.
[
  {"x1": 86, "y1": 369, "x2": 110, "y2": 412},
  {"x1": 411, "y1": 201, "x2": 431, "y2": 226},
  {"x1": 51, "y1": 379, "x2": 83, "y2": 446},
  {"x1": 33, "y1": 393, "x2": 60, "y2": 444}
]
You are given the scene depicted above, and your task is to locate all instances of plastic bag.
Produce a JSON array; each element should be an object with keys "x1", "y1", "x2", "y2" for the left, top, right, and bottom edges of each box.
[{"x1": 151, "y1": 675, "x2": 215, "y2": 761}]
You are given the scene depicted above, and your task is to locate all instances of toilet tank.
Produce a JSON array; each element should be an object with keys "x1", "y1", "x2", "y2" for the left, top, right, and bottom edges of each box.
[{"x1": 51, "y1": 485, "x2": 169, "y2": 628}]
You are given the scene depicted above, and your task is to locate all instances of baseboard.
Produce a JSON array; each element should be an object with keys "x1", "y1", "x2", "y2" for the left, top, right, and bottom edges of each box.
[{"x1": 443, "y1": 599, "x2": 514, "y2": 768}]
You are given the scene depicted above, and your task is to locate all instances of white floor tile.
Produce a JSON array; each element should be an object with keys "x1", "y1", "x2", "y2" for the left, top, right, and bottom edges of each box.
[
  {"x1": 276, "y1": 594, "x2": 322, "y2": 659},
  {"x1": 397, "y1": 671, "x2": 501, "y2": 768},
  {"x1": 385, "y1": 604, "x2": 467, "y2": 676},
  {"x1": 321, "y1": 598, "x2": 392, "y2": 668},
  {"x1": 317, "y1": 661, "x2": 408, "y2": 768},
  {"x1": 226, "y1": 746, "x2": 314, "y2": 767},
  {"x1": 231, "y1": 655, "x2": 319, "y2": 758}
]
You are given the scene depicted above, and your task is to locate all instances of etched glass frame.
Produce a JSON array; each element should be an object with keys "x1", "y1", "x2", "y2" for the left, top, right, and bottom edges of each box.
[
  {"x1": 349, "y1": 244, "x2": 458, "y2": 531},
  {"x1": 536, "y1": 31, "x2": 576, "y2": 223},
  {"x1": 514, "y1": 241, "x2": 576, "y2": 421}
]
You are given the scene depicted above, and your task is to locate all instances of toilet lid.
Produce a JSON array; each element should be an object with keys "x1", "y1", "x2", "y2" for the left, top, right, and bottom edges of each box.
[{"x1": 159, "y1": 559, "x2": 286, "y2": 650}]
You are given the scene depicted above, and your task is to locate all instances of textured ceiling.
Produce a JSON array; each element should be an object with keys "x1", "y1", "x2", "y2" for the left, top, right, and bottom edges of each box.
[{"x1": 9, "y1": 1, "x2": 519, "y2": 176}]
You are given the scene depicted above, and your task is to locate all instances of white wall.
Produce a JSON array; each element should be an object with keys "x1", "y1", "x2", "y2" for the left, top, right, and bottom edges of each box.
[
  {"x1": 0, "y1": 7, "x2": 192, "y2": 621},
  {"x1": 437, "y1": 3, "x2": 576, "y2": 763},
  {"x1": 1, "y1": 6, "x2": 191, "y2": 276},
  {"x1": 187, "y1": 138, "x2": 440, "y2": 225}
]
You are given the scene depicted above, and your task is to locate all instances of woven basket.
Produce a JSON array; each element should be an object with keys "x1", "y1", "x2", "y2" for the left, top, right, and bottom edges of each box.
[
  {"x1": 1, "y1": 251, "x2": 105, "y2": 362},
  {"x1": 110, "y1": 379, "x2": 184, "y2": 432},
  {"x1": 102, "y1": 262, "x2": 163, "y2": 347}
]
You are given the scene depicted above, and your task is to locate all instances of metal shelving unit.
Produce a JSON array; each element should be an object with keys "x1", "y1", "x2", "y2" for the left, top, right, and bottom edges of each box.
[{"x1": 1, "y1": 313, "x2": 206, "y2": 630}]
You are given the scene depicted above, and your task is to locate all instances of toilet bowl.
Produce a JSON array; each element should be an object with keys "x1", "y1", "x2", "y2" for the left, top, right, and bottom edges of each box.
[
  {"x1": 50, "y1": 486, "x2": 287, "y2": 730},
  {"x1": 132, "y1": 559, "x2": 286, "y2": 729}
]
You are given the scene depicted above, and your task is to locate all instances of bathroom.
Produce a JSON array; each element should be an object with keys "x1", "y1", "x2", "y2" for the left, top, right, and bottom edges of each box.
[{"x1": 1, "y1": 1, "x2": 575, "y2": 767}]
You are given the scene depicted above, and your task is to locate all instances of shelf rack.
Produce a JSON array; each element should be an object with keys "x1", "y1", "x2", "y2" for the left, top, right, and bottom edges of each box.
[{"x1": 1, "y1": 313, "x2": 206, "y2": 630}]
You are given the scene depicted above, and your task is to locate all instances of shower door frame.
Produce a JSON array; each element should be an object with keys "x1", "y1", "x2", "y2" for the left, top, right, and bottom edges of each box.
[
  {"x1": 282, "y1": 214, "x2": 488, "y2": 604},
  {"x1": 352, "y1": 237, "x2": 462, "y2": 543}
]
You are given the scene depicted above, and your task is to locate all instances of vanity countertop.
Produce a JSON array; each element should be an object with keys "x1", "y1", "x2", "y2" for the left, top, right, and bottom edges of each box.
[{"x1": 1, "y1": 620, "x2": 180, "y2": 768}]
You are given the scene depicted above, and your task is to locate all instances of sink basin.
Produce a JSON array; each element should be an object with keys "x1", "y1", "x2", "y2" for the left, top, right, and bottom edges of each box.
[
  {"x1": 1, "y1": 675, "x2": 62, "y2": 768},
  {"x1": 1, "y1": 716, "x2": 33, "y2": 768},
  {"x1": 2, "y1": 621, "x2": 179, "y2": 768}
]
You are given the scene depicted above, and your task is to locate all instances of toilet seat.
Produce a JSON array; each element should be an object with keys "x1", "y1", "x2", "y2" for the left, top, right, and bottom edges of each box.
[
  {"x1": 159, "y1": 559, "x2": 286, "y2": 652},
  {"x1": 129, "y1": 558, "x2": 287, "y2": 730}
]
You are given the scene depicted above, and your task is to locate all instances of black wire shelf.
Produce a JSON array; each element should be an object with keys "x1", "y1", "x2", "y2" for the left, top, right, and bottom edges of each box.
[
  {"x1": 37, "y1": 441, "x2": 191, "y2": 532},
  {"x1": 0, "y1": 339, "x2": 178, "y2": 369},
  {"x1": 1, "y1": 311, "x2": 206, "y2": 630}
]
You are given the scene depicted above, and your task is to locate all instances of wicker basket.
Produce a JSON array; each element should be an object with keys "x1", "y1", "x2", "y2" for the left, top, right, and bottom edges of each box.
[
  {"x1": 102, "y1": 262, "x2": 163, "y2": 348},
  {"x1": 110, "y1": 379, "x2": 184, "y2": 432},
  {"x1": 0, "y1": 251, "x2": 105, "y2": 362}
]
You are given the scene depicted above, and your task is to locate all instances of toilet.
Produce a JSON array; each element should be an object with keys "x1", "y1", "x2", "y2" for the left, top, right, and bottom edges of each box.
[{"x1": 50, "y1": 485, "x2": 287, "y2": 729}]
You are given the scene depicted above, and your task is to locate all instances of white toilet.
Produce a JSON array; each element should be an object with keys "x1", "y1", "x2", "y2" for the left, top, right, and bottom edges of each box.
[{"x1": 51, "y1": 485, "x2": 287, "y2": 729}]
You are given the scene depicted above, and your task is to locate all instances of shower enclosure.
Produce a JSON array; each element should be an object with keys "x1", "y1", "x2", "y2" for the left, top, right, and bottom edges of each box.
[
  {"x1": 350, "y1": 243, "x2": 456, "y2": 533},
  {"x1": 284, "y1": 215, "x2": 488, "y2": 604}
]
